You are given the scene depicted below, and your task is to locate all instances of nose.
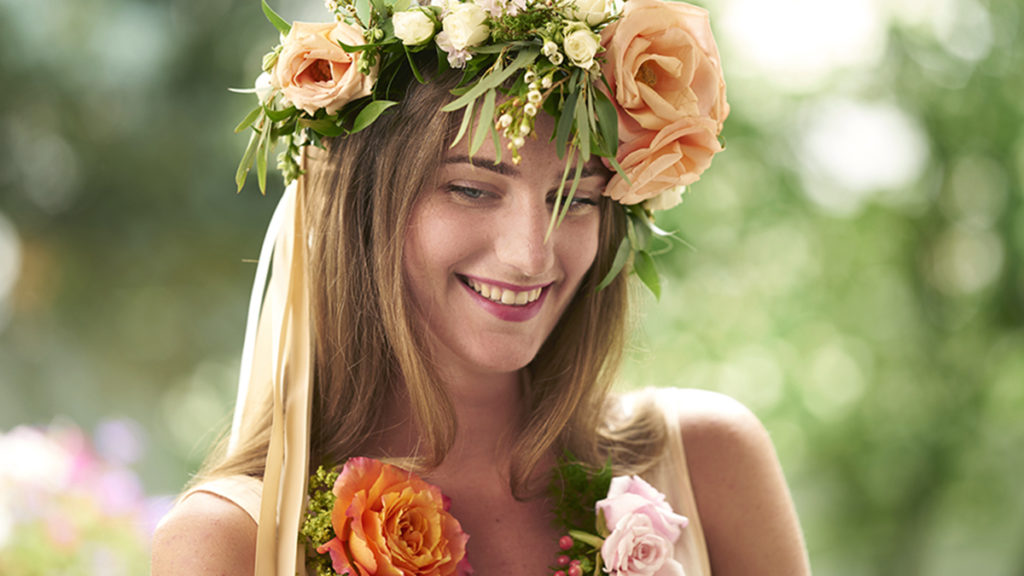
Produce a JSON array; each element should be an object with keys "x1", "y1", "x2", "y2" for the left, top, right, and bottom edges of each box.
[{"x1": 494, "y1": 196, "x2": 555, "y2": 278}]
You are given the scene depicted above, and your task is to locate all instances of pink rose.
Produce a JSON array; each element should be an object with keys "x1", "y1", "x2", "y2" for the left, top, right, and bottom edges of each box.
[
  {"x1": 602, "y1": 515, "x2": 685, "y2": 576},
  {"x1": 600, "y1": 0, "x2": 728, "y2": 141},
  {"x1": 603, "y1": 117, "x2": 722, "y2": 207},
  {"x1": 596, "y1": 475, "x2": 688, "y2": 542},
  {"x1": 273, "y1": 21, "x2": 376, "y2": 116}
]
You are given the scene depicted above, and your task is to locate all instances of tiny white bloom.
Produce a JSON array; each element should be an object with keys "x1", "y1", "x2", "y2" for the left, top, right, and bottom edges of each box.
[
  {"x1": 518, "y1": 123, "x2": 531, "y2": 136},
  {"x1": 524, "y1": 70, "x2": 537, "y2": 84},
  {"x1": 512, "y1": 136, "x2": 526, "y2": 148},
  {"x1": 498, "y1": 113, "x2": 513, "y2": 128},
  {"x1": 527, "y1": 89, "x2": 542, "y2": 104},
  {"x1": 542, "y1": 40, "x2": 564, "y2": 65},
  {"x1": 524, "y1": 103, "x2": 537, "y2": 116},
  {"x1": 541, "y1": 75, "x2": 552, "y2": 89},
  {"x1": 393, "y1": 8, "x2": 437, "y2": 46}
]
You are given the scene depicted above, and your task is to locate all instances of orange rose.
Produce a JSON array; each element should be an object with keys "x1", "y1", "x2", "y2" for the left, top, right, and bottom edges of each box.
[
  {"x1": 273, "y1": 21, "x2": 376, "y2": 116},
  {"x1": 604, "y1": 117, "x2": 721, "y2": 208},
  {"x1": 600, "y1": 0, "x2": 728, "y2": 141},
  {"x1": 316, "y1": 458, "x2": 472, "y2": 576}
]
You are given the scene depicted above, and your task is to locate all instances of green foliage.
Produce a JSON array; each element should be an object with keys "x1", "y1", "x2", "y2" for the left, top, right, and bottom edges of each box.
[{"x1": 301, "y1": 465, "x2": 341, "y2": 576}]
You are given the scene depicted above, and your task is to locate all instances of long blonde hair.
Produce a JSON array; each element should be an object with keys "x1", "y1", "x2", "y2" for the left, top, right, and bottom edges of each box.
[{"x1": 195, "y1": 74, "x2": 666, "y2": 498}]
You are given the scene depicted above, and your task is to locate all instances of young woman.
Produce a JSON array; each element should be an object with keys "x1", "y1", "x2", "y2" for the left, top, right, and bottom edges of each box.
[{"x1": 153, "y1": 0, "x2": 810, "y2": 574}]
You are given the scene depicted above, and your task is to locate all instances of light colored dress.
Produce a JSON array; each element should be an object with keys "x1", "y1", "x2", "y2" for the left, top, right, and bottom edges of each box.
[{"x1": 182, "y1": 388, "x2": 712, "y2": 575}]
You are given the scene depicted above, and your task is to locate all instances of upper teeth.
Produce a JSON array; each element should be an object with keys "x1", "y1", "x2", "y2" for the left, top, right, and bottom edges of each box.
[{"x1": 467, "y1": 278, "x2": 542, "y2": 306}]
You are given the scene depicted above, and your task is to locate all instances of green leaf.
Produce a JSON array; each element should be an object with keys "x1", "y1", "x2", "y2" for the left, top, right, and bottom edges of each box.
[
  {"x1": 568, "y1": 530, "x2": 605, "y2": 550},
  {"x1": 554, "y1": 90, "x2": 578, "y2": 160},
  {"x1": 405, "y1": 46, "x2": 426, "y2": 84},
  {"x1": 450, "y1": 96, "x2": 476, "y2": 148},
  {"x1": 575, "y1": 91, "x2": 591, "y2": 161},
  {"x1": 236, "y1": 129, "x2": 261, "y2": 193},
  {"x1": 300, "y1": 117, "x2": 346, "y2": 137},
  {"x1": 352, "y1": 100, "x2": 398, "y2": 132},
  {"x1": 262, "y1": 0, "x2": 291, "y2": 36},
  {"x1": 634, "y1": 250, "x2": 661, "y2": 299},
  {"x1": 264, "y1": 105, "x2": 297, "y2": 122},
  {"x1": 441, "y1": 48, "x2": 538, "y2": 112},
  {"x1": 234, "y1": 106, "x2": 263, "y2": 133},
  {"x1": 355, "y1": 0, "x2": 372, "y2": 28},
  {"x1": 256, "y1": 126, "x2": 271, "y2": 194},
  {"x1": 596, "y1": 237, "x2": 631, "y2": 291},
  {"x1": 593, "y1": 87, "x2": 618, "y2": 157},
  {"x1": 470, "y1": 88, "x2": 496, "y2": 156}
]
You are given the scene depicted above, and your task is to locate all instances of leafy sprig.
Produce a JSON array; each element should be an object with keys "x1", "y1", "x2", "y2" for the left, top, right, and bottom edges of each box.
[{"x1": 300, "y1": 465, "x2": 341, "y2": 576}]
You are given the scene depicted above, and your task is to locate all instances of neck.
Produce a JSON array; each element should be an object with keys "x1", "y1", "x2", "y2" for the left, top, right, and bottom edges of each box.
[{"x1": 375, "y1": 368, "x2": 525, "y2": 478}]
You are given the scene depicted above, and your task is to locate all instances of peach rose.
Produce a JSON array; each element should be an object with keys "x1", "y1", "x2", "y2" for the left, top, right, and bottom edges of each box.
[
  {"x1": 603, "y1": 117, "x2": 722, "y2": 207},
  {"x1": 273, "y1": 21, "x2": 376, "y2": 116},
  {"x1": 316, "y1": 458, "x2": 472, "y2": 576},
  {"x1": 600, "y1": 0, "x2": 728, "y2": 141}
]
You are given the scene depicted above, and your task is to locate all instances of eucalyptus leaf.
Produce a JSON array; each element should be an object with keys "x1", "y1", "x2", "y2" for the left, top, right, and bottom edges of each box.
[
  {"x1": 235, "y1": 106, "x2": 263, "y2": 133},
  {"x1": 470, "y1": 88, "x2": 496, "y2": 157},
  {"x1": 405, "y1": 46, "x2": 426, "y2": 84},
  {"x1": 593, "y1": 88, "x2": 618, "y2": 157},
  {"x1": 355, "y1": 0, "x2": 372, "y2": 28},
  {"x1": 236, "y1": 130, "x2": 261, "y2": 193},
  {"x1": 301, "y1": 117, "x2": 346, "y2": 137},
  {"x1": 451, "y1": 96, "x2": 476, "y2": 148},
  {"x1": 262, "y1": 0, "x2": 291, "y2": 36},
  {"x1": 554, "y1": 91, "x2": 578, "y2": 160},
  {"x1": 352, "y1": 100, "x2": 398, "y2": 133},
  {"x1": 596, "y1": 237, "x2": 632, "y2": 291},
  {"x1": 633, "y1": 250, "x2": 660, "y2": 299},
  {"x1": 442, "y1": 49, "x2": 538, "y2": 112},
  {"x1": 256, "y1": 126, "x2": 271, "y2": 194}
]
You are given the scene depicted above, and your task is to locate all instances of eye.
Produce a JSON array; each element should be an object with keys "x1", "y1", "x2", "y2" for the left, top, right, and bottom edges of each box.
[
  {"x1": 446, "y1": 184, "x2": 492, "y2": 201},
  {"x1": 548, "y1": 192, "x2": 599, "y2": 213}
]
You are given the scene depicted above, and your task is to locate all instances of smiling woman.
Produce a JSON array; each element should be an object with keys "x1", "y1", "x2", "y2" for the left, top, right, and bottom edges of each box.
[{"x1": 151, "y1": 0, "x2": 809, "y2": 575}]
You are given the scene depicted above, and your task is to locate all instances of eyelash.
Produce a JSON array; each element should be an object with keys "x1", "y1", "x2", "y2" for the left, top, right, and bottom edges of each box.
[{"x1": 446, "y1": 185, "x2": 598, "y2": 210}]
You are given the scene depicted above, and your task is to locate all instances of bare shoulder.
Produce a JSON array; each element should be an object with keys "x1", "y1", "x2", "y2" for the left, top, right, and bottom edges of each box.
[
  {"x1": 661, "y1": 388, "x2": 811, "y2": 576},
  {"x1": 151, "y1": 491, "x2": 257, "y2": 576}
]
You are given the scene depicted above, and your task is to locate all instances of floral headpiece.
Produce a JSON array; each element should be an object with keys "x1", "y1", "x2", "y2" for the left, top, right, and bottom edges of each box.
[{"x1": 235, "y1": 0, "x2": 728, "y2": 295}]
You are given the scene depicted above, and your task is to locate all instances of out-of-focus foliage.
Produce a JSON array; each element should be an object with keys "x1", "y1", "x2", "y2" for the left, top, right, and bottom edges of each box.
[{"x1": 0, "y1": 0, "x2": 1020, "y2": 574}]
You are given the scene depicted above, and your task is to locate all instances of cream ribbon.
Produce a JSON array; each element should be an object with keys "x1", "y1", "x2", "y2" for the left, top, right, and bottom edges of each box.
[{"x1": 229, "y1": 175, "x2": 313, "y2": 575}]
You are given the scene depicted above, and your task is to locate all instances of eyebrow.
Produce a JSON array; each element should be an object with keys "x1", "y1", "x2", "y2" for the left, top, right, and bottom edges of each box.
[{"x1": 444, "y1": 154, "x2": 607, "y2": 180}]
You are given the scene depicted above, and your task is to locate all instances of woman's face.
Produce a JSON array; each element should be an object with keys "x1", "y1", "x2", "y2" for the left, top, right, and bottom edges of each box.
[{"x1": 403, "y1": 114, "x2": 607, "y2": 379}]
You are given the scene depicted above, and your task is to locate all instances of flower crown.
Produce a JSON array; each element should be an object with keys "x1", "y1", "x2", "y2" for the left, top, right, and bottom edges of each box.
[{"x1": 235, "y1": 0, "x2": 728, "y2": 295}]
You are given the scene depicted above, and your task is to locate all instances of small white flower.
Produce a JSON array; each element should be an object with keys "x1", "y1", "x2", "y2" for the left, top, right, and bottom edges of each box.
[
  {"x1": 393, "y1": 8, "x2": 437, "y2": 46},
  {"x1": 512, "y1": 136, "x2": 526, "y2": 148},
  {"x1": 518, "y1": 123, "x2": 531, "y2": 136},
  {"x1": 563, "y1": 24, "x2": 601, "y2": 70},
  {"x1": 524, "y1": 70, "x2": 537, "y2": 84},
  {"x1": 542, "y1": 40, "x2": 562, "y2": 65},
  {"x1": 527, "y1": 89, "x2": 542, "y2": 104},
  {"x1": 441, "y1": 3, "x2": 490, "y2": 51},
  {"x1": 524, "y1": 103, "x2": 537, "y2": 116},
  {"x1": 497, "y1": 113, "x2": 514, "y2": 128},
  {"x1": 255, "y1": 71, "x2": 275, "y2": 105},
  {"x1": 541, "y1": 75, "x2": 553, "y2": 89}
]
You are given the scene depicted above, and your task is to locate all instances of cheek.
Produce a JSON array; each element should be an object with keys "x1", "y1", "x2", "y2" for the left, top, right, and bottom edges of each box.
[{"x1": 559, "y1": 216, "x2": 601, "y2": 281}]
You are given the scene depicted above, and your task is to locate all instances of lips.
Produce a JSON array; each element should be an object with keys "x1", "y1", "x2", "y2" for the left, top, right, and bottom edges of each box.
[{"x1": 457, "y1": 275, "x2": 550, "y2": 322}]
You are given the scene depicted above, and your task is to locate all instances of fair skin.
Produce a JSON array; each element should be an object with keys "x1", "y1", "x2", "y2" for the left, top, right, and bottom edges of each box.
[{"x1": 152, "y1": 116, "x2": 810, "y2": 575}]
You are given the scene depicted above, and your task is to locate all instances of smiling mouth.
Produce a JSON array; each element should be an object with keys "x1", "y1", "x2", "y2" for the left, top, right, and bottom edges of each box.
[{"x1": 461, "y1": 276, "x2": 544, "y2": 306}]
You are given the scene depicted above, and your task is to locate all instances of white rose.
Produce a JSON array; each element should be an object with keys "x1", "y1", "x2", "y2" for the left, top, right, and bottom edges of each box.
[
  {"x1": 441, "y1": 3, "x2": 490, "y2": 51},
  {"x1": 563, "y1": 24, "x2": 601, "y2": 69},
  {"x1": 393, "y1": 9, "x2": 437, "y2": 45},
  {"x1": 564, "y1": 0, "x2": 609, "y2": 26}
]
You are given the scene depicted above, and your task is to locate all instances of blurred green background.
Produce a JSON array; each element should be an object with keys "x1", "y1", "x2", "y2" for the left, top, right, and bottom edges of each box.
[{"x1": 1, "y1": 0, "x2": 1021, "y2": 573}]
